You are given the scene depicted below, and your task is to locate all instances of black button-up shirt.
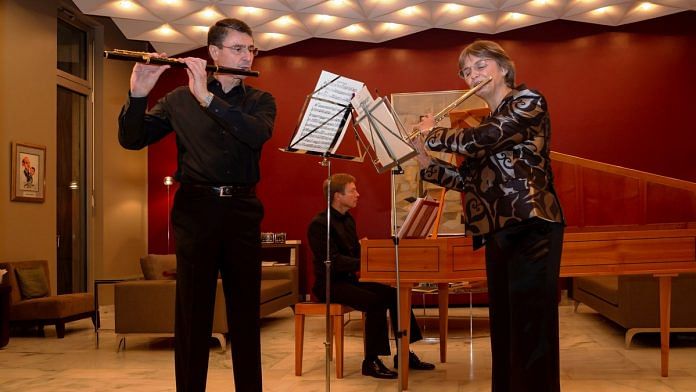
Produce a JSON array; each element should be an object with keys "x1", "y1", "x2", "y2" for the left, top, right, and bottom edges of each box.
[
  {"x1": 307, "y1": 207, "x2": 361, "y2": 299},
  {"x1": 118, "y1": 77, "x2": 276, "y2": 185}
]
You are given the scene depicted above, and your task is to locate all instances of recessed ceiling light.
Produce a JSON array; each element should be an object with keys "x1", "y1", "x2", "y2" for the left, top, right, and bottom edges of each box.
[
  {"x1": 158, "y1": 24, "x2": 175, "y2": 36},
  {"x1": 639, "y1": 2, "x2": 655, "y2": 11},
  {"x1": 118, "y1": 0, "x2": 136, "y2": 10},
  {"x1": 201, "y1": 7, "x2": 217, "y2": 20},
  {"x1": 592, "y1": 6, "x2": 610, "y2": 14},
  {"x1": 159, "y1": 0, "x2": 180, "y2": 5},
  {"x1": 276, "y1": 16, "x2": 293, "y2": 26},
  {"x1": 241, "y1": 7, "x2": 262, "y2": 15},
  {"x1": 444, "y1": 4, "x2": 464, "y2": 13},
  {"x1": 509, "y1": 12, "x2": 523, "y2": 20},
  {"x1": 346, "y1": 24, "x2": 362, "y2": 33},
  {"x1": 315, "y1": 14, "x2": 335, "y2": 23},
  {"x1": 463, "y1": 15, "x2": 482, "y2": 24},
  {"x1": 400, "y1": 6, "x2": 419, "y2": 16}
]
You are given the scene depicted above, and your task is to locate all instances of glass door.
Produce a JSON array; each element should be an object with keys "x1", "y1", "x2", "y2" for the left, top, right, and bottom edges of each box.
[{"x1": 56, "y1": 17, "x2": 91, "y2": 294}]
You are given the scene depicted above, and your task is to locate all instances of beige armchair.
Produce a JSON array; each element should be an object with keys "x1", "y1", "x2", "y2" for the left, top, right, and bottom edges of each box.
[{"x1": 0, "y1": 260, "x2": 94, "y2": 338}]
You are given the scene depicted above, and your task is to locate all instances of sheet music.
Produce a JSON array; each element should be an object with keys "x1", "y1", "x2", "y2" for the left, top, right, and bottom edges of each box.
[
  {"x1": 397, "y1": 197, "x2": 440, "y2": 239},
  {"x1": 351, "y1": 86, "x2": 415, "y2": 168},
  {"x1": 290, "y1": 70, "x2": 364, "y2": 154}
]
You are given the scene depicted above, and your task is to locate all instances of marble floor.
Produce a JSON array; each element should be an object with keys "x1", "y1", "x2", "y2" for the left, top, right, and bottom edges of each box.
[{"x1": 1, "y1": 296, "x2": 695, "y2": 392}]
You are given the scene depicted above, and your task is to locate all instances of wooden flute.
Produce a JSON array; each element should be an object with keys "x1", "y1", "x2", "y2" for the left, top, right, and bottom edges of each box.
[{"x1": 104, "y1": 49, "x2": 260, "y2": 77}]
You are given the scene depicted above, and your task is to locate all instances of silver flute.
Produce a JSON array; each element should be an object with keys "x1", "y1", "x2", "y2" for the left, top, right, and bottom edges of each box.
[{"x1": 405, "y1": 75, "x2": 492, "y2": 141}]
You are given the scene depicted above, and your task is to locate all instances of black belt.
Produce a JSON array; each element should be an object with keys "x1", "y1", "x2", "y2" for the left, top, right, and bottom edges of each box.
[{"x1": 182, "y1": 183, "x2": 256, "y2": 197}]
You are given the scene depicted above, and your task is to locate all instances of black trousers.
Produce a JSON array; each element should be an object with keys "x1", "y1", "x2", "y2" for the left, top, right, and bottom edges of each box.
[
  {"x1": 485, "y1": 218, "x2": 564, "y2": 392},
  {"x1": 172, "y1": 186, "x2": 264, "y2": 392},
  {"x1": 325, "y1": 281, "x2": 423, "y2": 358}
]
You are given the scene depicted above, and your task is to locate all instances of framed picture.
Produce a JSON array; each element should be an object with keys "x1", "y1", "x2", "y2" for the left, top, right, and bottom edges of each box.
[
  {"x1": 261, "y1": 232, "x2": 275, "y2": 243},
  {"x1": 390, "y1": 90, "x2": 487, "y2": 235},
  {"x1": 11, "y1": 141, "x2": 46, "y2": 203}
]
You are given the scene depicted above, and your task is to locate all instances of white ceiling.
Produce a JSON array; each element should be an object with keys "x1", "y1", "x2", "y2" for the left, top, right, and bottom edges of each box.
[{"x1": 74, "y1": 0, "x2": 693, "y2": 54}]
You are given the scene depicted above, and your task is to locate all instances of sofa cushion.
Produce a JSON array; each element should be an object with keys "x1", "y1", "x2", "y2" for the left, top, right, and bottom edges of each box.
[
  {"x1": 140, "y1": 254, "x2": 177, "y2": 280},
  {"x1": 115, "y1": 280, "x2": 176, "y2": 333},
  {"x1": 11, "y1": 293, "x2": 94, "y2": 321},
  {"x1": 260, "y1": 279, "x2": 292, "y2": 304},
  {"x1": 575, "y1": 276, "x2": 619, "y2": 306},
  {"x1": 15, "y1": 267, "x2": 49, "y2": 299}
]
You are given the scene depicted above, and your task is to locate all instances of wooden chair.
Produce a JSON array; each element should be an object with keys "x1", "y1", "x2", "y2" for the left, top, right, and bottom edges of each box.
[{"x1": 294, "y1": 302, "x2": 363, "y2": 378}]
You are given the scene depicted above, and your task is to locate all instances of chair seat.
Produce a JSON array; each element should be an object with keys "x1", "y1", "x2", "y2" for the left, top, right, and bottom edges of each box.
[
  {"x1": 0, "y1": 260, "x2": 95, "y2": 338},
  {"x1": 294, "y1": 302, "x2": 363, "y2": 379},
  {"x1": 294, "y1": 302, "x2": 353, "y2": 316},
  {"x1": 11, "y1": 293, "x2": 94, "y2": 321}
]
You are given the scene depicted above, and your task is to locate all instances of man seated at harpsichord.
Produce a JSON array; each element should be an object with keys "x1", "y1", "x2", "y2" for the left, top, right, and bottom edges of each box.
[{"x1": 307, "y1": 173, "x2": 435, "y2": 379}]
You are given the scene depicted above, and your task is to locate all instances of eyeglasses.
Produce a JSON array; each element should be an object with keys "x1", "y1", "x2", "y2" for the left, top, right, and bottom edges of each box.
[
  {"x1": 459, "y1": 59, "x2": 489, "y2": 79},
  {"x1": 219, "y1": 44, "x2": 259, "y2": 56}
]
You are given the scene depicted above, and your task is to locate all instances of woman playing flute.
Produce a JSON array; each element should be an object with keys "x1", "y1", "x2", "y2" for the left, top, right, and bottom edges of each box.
[{"x1": 413, "y1": 40, "x2": 565, "y2": 392}]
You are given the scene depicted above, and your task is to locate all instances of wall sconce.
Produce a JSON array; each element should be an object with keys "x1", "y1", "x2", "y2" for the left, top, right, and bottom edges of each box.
[{"x1": 163, "y1": 176, "x2": 174, "y2": 253}]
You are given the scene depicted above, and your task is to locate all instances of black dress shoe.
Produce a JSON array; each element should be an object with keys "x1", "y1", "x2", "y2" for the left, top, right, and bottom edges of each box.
[
  {"x1": 394, "y1": 351, "x2": 436, "y2": 370},
  {"x1": 361, "y1": 358, "x2": 398, "y2": 379}
]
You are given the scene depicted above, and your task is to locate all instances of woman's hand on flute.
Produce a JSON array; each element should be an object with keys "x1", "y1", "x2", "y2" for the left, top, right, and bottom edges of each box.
[
  {"x1": 406, "y1": 113, "x2": 433, "y2": 169},
  {"x1": 417, "y1": 113, "x2": 435, "y2": 133},
  {"x1": 130, "y1": 52, "x2": 170, "y2": 98},
  {"x1": 411, "y1": 133, "x2": 432, "y2": 170}
]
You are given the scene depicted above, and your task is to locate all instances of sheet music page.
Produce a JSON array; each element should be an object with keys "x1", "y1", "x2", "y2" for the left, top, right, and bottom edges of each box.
[
  {"x1": 397, "y1": 197, "x2": 440, "y2": 239},
  {"x1": 351, "y1": 87, "x2": 415, "y2": 167},
  {"x1": 290, "y1": 70, "x2": 364, "y2": 153}
]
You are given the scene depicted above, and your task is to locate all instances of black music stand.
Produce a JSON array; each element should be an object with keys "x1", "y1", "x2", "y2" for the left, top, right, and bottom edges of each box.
[
  {"x1": 281, "y1": 72, "x2": 365, "y2": 392},
  {"x1": 351, "y1": 88, "x2": 417, "y2": 391},
  {"x1": 281, "y1": 73, "x2": 365, "y2": 162}
]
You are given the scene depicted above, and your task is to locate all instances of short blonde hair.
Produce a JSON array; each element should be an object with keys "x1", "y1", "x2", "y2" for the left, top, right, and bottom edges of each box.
[{"x1": 459, "y1": 40, "x2": 516, "y2": 88}]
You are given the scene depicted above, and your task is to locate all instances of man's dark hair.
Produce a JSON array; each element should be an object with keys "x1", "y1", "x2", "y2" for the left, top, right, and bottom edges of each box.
[{"x1": 208, "y1": 18, "x2": 253, "y2": 47}]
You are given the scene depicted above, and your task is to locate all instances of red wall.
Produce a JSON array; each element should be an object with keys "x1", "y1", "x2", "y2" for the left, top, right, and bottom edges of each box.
[{"x1": 145, "y1": 13, "x2": 696, "y2": 294}]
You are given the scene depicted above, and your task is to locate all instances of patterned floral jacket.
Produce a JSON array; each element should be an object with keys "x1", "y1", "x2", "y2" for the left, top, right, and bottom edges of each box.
[{"x1": 420, "y1": 84, "x2": 564, "y2": 247}]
